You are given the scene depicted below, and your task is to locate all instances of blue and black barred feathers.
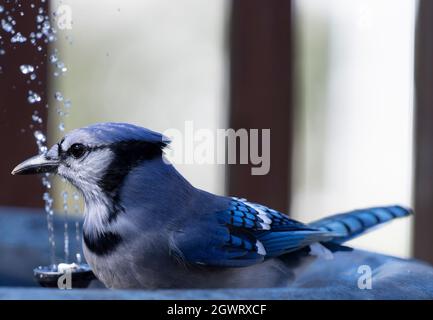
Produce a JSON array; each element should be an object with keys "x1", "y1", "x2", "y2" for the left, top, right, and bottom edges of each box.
[
  {"x1": 215, "y1": 198, "x2": 333, "y2": 258},
  {"x1": 217, "y1": 198, "x2": 313, "y2": 232},
  {"x1": 309, "y1": 205, "x2": 412, "y2": 243}
]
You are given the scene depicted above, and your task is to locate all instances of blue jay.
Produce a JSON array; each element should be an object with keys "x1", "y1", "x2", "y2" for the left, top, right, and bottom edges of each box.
[{"x1": 12, "y1": 122, "x2": 412, "y2": 289}]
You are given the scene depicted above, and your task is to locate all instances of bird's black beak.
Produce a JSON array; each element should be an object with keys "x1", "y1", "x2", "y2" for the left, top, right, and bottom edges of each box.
[{"x1": 11, "y1": 154, "x2": 59, "y2": 175}]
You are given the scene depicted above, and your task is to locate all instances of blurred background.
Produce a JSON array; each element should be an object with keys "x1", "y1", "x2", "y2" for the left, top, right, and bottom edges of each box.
[{"x1": 1, "y1": 0, "x2": 432, "y2": 287}]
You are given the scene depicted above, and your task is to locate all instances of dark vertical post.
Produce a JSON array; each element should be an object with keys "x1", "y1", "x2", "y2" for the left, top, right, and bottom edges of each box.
[
  {"x1": 0, "y1": 1, "x2": 49, "y2": 208},
  {"x1": 228, "y1": 0, "x2": 293, "y2": 213},
  {"x1": 414, "y1": 0, "x2": 433, "y2": 264}
]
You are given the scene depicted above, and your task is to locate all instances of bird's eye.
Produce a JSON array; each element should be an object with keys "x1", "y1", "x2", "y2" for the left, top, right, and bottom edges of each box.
[{"x1": 69, "y1": 143, "x2": 86, "y2": 159}]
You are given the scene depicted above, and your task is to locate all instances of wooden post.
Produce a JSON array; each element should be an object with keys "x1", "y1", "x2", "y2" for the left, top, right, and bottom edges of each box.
[
  {"x1": 228, "y1": 0, "x2": 293, "y2": 213},
  {"x1": 414, "y1": 0, "x2": 433, "y2": 264},
  {"x1": 0, "y1": 1, "x2": 49, "y2": 208}
]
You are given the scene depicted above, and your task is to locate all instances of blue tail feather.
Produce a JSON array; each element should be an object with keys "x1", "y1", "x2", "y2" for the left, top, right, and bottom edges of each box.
[{"x1": 308, "y1": 205, "x2": 412, "y2": 244}]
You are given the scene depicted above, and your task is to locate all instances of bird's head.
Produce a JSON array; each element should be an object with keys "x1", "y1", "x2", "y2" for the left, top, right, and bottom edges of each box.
[{"x1": 12, "y1": 122, "x2": 169, "y2": 200}]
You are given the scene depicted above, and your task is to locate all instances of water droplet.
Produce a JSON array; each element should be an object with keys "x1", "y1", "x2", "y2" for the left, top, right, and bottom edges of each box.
[
  {"x1": 0, "y1": 49, "x2": 5, "y2": 55},
  {"x1": 36, "y1": 15, "x2": 44, "y2": 23},
  {"x1": 49, "y1": 53, "x2": 58, "y2": 63},
  {"x1": 42, "y1": 20, "x2": 50, "y2": 32},
  {"x1": 59, "y1": 122, "x2": 65, "y2": 131},
  {"x1": 43, "y1": 192, "x2": 51, "y2": 201},
  {"x1": 42, "y1": 177, "x2": 51, "y2": 189},
  {"x1": 20, "y1": 64, "x2": 34, "y2": 74},
  {"x1": 11, "y1": 32, "x2": 27, "y2": 43},
  {"x1": 34, "y1": 130, "x2": 48, "y2": 155},
  {"x1": 27, "y1": 90, "x2": 41, "y2": 104},
  {"x1": 47, "y1": 34, "x2": 55, "y2": 42},
  {"x1": 32, "y1": 111, "x2": 43, "y2": 124},
  {"x1": 54, "y1": 91, "x2": 63, "y2": 101},
  {"x1": 57, "y1": 108, "x2": 66, "y2": 117},
  {"x1": 56, "y1": 61, "x2": 67, "y2": 73},
  {"x1": 34, "y1": 130, "x2": 46, "y2": 143},
  {"x1": 30, "y1": 73, "x2": 36, "y2": 80},
  {"x1": 0, "y1": 5, "x2": 4, "y2": 13},
  {"x1": 73, "y1": 192, "x2": 80, "y2": 201},
  {"x1": 1, "y1": 19, "x2": 13, "y2": 33},
  {"x1": 64, "y1": 99, "x2": 72, "y2": 108}
]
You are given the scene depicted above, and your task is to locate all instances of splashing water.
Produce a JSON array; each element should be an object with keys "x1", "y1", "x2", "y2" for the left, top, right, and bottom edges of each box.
[
  {"x1": 20, "y1": 64, "x2": 34, "y2": 74},
  {"x1": 34, "y1": 130, "x2": 47, "y2": 154},
  {"x1": 33, "y1": 130, "x2": 46, "y2": 144},
  {"x1": 1, "y1": 19, "x2": 14, "y2": 33},
  {"x1": 32, "y1": 111, "x2": 43, "y2": 124},
  {"x1": 73, "y1": 192, "x2": 82, "y2": 264},
  {"x1": 62, "y1": 190, "x2": 69, "y2": 263},
  {"x1": 56, "y1": 61, "x2": 67, "y2": 73},
  {"x1": 36, "y1": 15, "x2": 44, "y2": 24},
  {"x1": 49, "y1": 53, "x2": 58, "y2": 63},
  {"x1": 43, "y1": 190, "x2": 56, "y2": 269},
  {"x1": 8, "y1": 0, "x2": 83, "y2": 272},
  {"x1": 42, "y1": 175, "x2": 51, "y2": 189},
  {"x1": 12, "y1": 2, "x2": 67, "y2": 270},
  {"x1": 34, "y1": 129, "x2": 54, "y2": 266},
  {"x1": 49, "y1": 49, "x2": 68, "y2": 76},
  {"x1": 43, "y1": 3, "x2": 75, "y2": 266},
  {"x1": 11, "y1": 32, "x2": 27, "y2": 43},
  {"x1": 54, "y1": 91, "x2": 63, "y2": 101},
  {"x1": 64, "y1": 99, "x2": 71, "y2": 108},
  {"x1": 27, "y1": 90, "x2": 41, "y2": 104}
]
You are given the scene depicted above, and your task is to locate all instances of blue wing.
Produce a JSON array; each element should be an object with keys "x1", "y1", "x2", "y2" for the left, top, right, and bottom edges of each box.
[{"x1": 172, "y1": 198, "x2": 334, "y2": 268}]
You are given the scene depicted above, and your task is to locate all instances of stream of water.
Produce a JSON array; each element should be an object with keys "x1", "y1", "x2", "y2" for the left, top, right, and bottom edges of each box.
[{"x1": 2, "y1": 1, "x2": 83, "y2": 270}]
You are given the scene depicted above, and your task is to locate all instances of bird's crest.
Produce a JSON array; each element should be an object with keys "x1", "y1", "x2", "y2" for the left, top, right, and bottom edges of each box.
[{"x1": 76, "y1": 122, "x2": 170, "y2": 147}]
